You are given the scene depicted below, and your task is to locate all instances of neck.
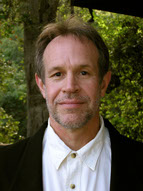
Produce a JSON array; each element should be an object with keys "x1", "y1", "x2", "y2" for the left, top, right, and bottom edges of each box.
[{"x1": 49, "y1": 114, "x2": 100, "y2": 151}]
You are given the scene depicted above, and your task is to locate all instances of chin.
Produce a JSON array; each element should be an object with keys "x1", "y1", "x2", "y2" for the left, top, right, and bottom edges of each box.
[{"x1": 55, "y1": 113, "x2": 93, "y2": 130}]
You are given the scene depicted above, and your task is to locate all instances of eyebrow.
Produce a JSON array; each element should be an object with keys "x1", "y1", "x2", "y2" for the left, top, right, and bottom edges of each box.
[
  {"x1": 47, "y1": 66, "x2": 63, "y2": 74},
  {"x1": 47, "y1": 64, "x2": 93, "y2": 73}
]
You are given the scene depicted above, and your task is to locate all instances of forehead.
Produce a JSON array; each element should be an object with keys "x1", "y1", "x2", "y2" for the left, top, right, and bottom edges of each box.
[{"x1": 43, "y1": 34, "x2": 99, "y2": 69}]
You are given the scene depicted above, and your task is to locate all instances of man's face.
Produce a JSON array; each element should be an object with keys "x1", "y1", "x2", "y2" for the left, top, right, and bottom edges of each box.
[{"x1": 36, "y1": 35, "x2": 111, "y2": 129}]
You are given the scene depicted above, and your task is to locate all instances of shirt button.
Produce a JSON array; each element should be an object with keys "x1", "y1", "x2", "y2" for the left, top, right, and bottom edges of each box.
[
  {"x1": 70, "y1": 184, "x2": 76, "y2": 189},
  {"x1": 71, "y1": 153, "x2": 76, "y2": 158}
]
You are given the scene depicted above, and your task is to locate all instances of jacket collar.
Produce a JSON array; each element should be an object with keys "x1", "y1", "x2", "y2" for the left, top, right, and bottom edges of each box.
[
  {"x1": 104, "y1": 119, "x2": 120, "y2": 191},
  {"x1": 104, "y1": 119, "x2": 130, "y2": 191}
]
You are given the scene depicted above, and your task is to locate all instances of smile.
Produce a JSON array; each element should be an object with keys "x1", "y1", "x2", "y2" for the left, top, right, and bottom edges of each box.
[{"x1": 58, "y1": 100, "x2": 85, "y2": 109}]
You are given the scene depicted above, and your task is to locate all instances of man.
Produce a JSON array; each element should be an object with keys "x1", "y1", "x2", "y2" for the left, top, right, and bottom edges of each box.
[{"x1": 0, "y1": 17, "x2": 143, "y2": 191}]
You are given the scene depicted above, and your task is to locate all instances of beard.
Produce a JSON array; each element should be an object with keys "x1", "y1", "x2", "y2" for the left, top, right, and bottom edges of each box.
[{"x1": 45, "y1": 92, "x2": 101, "y2": 130}]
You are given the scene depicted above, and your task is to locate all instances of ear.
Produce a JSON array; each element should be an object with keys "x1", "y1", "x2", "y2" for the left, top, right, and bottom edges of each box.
[
  {"x1": 35, "y1": 73, "x2": 46, "y2": 99},
  {"x1": 100, "y1": 71, "x2": 111, "y2": 97}
]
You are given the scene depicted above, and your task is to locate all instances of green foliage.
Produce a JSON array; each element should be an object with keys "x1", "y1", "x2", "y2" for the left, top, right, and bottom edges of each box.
[
  {"x1": 0, "y1": 24, "x2": 27, "y2": 144},
  {"x1": 0, "y1": 107, "x2": 24, "y2": 144},
  {"x1": 0, "y1": 27, "x2": 23, "y2": 64},
  {"x1": 57, "y1": 0, "x2": 91, "y2": 21},
  {"x1": 99, "y1": 16, "x2": 143, "y2": 142}
]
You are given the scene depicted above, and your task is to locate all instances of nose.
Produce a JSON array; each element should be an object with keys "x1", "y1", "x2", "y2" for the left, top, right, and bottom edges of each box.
[{"x1": 62, "y1": 73, "x2": 80, "y2": 94}]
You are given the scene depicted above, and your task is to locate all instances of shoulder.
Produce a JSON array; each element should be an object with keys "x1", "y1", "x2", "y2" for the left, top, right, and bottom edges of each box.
[
  {"x1": 104, "y1": 119, "x2": 143, "y2": 189},
  {"x1": 0, "y1": 121, "x2": 47, "y2": 189},
  {"x1": 0, "y1": 138, "x2": 30, "y2": 172},
  {"x1": 0, "y1": 138, "x2": 29, "y2": 160},
  {"x1": 0, "y1": 121, "x2": 48, "y2": 152},
  {"x1": 0, "y1": 121, "x2": 47, "y2": 163},
  {"x1": 0, "y1": 138, "x2": 30, "y2": 190},
  {"x1": 104, "y1": 118, "x2": 143, "y2": 157},
  {"x1": 0, "y1": 120, "x2": 47, "y2": 162}
]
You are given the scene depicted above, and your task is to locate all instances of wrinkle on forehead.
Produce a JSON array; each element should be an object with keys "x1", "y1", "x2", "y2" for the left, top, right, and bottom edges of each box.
[
  {"x1": 43, "y1": 34, "x2": 99, "y2": 75},
  {"x1": 43, "y1": 34, "x2": 99, "y2": 58}
]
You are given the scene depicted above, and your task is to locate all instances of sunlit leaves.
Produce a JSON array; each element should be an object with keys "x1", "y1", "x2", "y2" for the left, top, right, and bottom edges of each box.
[{"x1": 0, "y1": 107, "x2": 24, "y2": 144}]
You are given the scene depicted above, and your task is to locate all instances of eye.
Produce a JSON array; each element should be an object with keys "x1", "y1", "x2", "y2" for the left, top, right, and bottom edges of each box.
[
  {"x1": 54, "y1": 72, "x2": 62, "y2": 77},
  {"x1": 50, "y1": 72, "x2": 62, "y2": 79},
  {"x1": 80, "y1": 71, "x2": 88, "y2": 75}
]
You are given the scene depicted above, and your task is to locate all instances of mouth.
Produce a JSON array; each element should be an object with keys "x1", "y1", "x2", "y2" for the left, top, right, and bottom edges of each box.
[{"x1": 58, "y1": 100, "x2": 85, "y2": 109}]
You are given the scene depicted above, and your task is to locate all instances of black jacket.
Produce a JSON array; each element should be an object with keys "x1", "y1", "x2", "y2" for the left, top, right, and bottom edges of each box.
[{"x1": 0, "y1": 119, "x2": 143, "y2": 191}]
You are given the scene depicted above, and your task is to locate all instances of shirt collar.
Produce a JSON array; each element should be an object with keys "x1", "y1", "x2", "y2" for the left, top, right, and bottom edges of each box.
[
  {"x1": 77, "y1": 116, "x2": 106, "y2": 170},
  {"x1": 43, "y1": 118, "x2": 72, "y2": 170},
  {"x1": 43, "y1": 116, "x2": 107, "y2": 171}
]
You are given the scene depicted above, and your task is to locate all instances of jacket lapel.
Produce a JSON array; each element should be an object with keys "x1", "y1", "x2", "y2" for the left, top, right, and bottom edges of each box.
[
  {"x1": 104, "y1": 119, "x2": 124, "y2": 191},
  {"x1": 104, "y1": 119, "x2": 138, "y2": 191},
  {"x1": 10, "y1": 122, "x2": 48, "y2": 191}
]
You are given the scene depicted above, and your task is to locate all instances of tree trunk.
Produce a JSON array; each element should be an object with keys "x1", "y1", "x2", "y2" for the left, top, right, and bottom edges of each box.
[{"x1": 23, "y1": 0, "x2": 59, "y2": 136}]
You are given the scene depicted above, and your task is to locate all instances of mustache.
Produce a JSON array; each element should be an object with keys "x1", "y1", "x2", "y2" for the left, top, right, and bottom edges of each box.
[{"x1": 54, "y1": 94, "x2": 90, "y2": 104}]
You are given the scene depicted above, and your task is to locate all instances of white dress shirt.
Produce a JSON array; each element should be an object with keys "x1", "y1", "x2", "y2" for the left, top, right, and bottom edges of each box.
[{"x1": 42, "y1": 116, "x2": 111, "y2": 191}]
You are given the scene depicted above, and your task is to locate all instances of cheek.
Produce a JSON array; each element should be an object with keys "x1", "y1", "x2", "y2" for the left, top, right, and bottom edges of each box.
[
  {"x1": 81, "y1": 80, "x2": 100, "y2": 100},
  {"x1": 45, "y1": 82, "x2": 61, "y2": 104}
]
